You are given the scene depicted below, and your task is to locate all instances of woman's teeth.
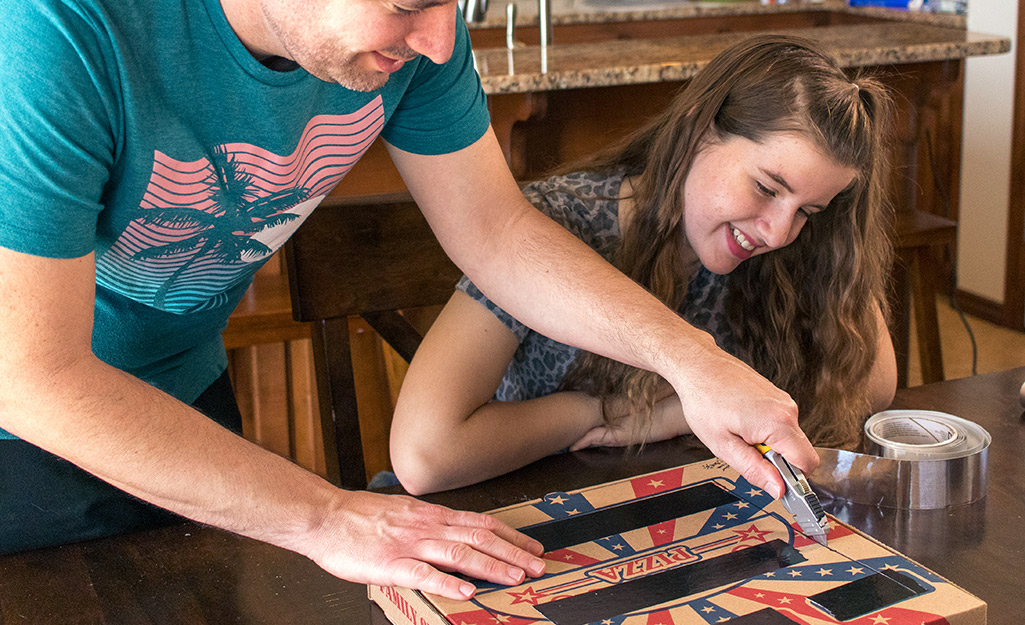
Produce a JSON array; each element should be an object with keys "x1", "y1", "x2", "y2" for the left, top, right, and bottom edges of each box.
[{"x1": 732, "y1": 227, "x2": 755, "y2": 252}]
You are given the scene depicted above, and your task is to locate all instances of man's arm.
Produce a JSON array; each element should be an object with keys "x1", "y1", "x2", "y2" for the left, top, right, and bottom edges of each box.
[
  {"x1": 0, "y1": 247, "x2": 543, "y2": 599},
  {"x1": 387, "y1": 128, "x2": 817, "y2": 498}
]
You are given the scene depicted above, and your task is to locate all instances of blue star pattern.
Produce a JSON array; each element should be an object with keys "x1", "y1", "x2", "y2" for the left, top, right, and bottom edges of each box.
[
  {"x1": 532, "y1": 491, "x2": 596, "y2": 519},
  {"x1": 595, "y1": 534, "x2": 639, "y2": 557},
  {"x1": 686, "y1": 598, "x2": 738, "y2": 624}
]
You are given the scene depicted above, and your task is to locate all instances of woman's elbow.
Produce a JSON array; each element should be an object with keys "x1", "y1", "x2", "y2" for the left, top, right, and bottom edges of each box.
[
  {"x1": 390, "y1": 452, "x2": 442, "y2": 496},
  {"x1": 389, "y1": 426, "x2": 451, "y2": 496},
  {"x1": 866, "y1": 352, "x2": 898, "y2": 413},
  {"x1": 869, "y1": 306, "x2": 898, "y2": 412},
  {"x1": 868, "y1": 379, "x2": 896, "y2": 413}
]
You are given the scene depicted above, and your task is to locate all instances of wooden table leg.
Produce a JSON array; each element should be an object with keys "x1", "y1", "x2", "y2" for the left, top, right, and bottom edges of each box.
[{"x1": 892, "y1": 210, "x2": 958, "y2": 387}]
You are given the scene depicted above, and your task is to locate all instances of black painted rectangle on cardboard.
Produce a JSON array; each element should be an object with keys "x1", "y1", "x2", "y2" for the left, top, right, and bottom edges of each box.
[
  {"x1": 535, "y1": 539, "x2": 805, "y2": 625},
  {"x1": 729, "y1": 608, "x2": 801, "y2": 624},
  {"x1": 808, "y1": 570, "x2": 928, "y2": 621},
  {"x1": 521, "y1": 482, "x2": 737, "y2": 552}
]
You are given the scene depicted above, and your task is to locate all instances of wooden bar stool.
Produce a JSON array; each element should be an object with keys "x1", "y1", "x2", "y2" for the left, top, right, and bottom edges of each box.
[
  {"x1": 284, "y1": 193, "x2": 461, "y2": 489},
  {"x1": 222, "y1": 268, "x2": 310, "y2": 350},
  {"x1": 889, "y1": 210, "x2": 958, "y2": 388}
]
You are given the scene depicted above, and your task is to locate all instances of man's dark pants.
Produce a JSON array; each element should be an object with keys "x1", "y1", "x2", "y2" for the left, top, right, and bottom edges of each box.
[{"x1": 0, "y1": 372, "x2": 243, "y2": 554}]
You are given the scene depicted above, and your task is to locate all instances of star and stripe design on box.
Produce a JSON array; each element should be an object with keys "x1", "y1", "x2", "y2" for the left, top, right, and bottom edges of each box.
[{"x1": 428, "y1": 462, "x2": 957, "y2": 625}]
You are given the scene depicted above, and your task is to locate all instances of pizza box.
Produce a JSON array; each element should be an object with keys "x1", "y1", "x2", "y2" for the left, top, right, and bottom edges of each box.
[{"x1": 370, "y1": 458, "x2": 985, "y2": 624}]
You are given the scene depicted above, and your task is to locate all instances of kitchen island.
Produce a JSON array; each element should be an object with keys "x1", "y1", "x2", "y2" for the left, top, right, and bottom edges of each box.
[
  {"x1": 331, "y1": 0, "x2": 1008, "y2": 216},
  {"x1": 226, "y1": 3, "x2": 1010, "y2": 480}
]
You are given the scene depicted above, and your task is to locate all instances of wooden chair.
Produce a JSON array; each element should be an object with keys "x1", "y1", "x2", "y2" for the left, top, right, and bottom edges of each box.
[
  {"x1": 889, "y1": 209, "x2": 959, "y2": 388},
  {"x1": 284, "y1": 193, "x2": 461, "y2": 489}
]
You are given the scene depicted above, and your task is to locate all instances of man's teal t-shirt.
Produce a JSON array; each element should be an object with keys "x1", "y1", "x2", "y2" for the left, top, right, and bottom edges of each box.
[{"x1": 0, "y1": 0, "x2": 490, "y2": 439}]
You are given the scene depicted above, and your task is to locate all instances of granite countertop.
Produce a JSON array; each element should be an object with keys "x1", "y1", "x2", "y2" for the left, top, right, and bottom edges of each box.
[
  {"x1": 471, "y1": 2, "x2": 1009, "y2": 94},
  {"x1": 473, "y1": 0, "x2": 965, "y2": 29}
]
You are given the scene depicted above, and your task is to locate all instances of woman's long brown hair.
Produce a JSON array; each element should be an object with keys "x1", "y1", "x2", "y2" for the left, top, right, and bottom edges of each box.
[{"x1": 558, "y1": 35, "x2": 895, "y2": 449}]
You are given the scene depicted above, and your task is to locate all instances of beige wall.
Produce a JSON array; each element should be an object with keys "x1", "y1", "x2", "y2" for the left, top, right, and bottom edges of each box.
[{"x1": 957, "y1": 0, "x2": 1018, "y2": 303}]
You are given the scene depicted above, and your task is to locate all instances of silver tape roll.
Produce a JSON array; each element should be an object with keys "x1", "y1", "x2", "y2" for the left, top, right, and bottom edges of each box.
[{"x1": 809, "y1": 410, "x2": 990, "y2": 510}]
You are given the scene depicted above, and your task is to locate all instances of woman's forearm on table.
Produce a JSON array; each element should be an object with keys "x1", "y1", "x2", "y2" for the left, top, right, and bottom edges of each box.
[{"x1": 392, "y1": 390, "x2": 603, "y2": 495}]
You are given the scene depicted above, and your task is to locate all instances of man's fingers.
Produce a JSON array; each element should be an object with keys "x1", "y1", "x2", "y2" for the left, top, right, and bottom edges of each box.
[
  {"x1": 381, "y1": 520, "x2": 546, "y2": 600},
  {"x1": 390, "y1": 558, "x2": 477, "y2": 601},
  {"x1": 310, "y1": 492, "x2": 549, "y2": 599},
  {"x1": 429, "y1": 520, "x2": 546, "y2": 579},
  {"x1": 442, "y1": 508, "x2": 545, "y2": 559},
  {"x1": 766, "y1": 430, "x2": 820, "y2": 474},
  {"x1": 486, "y1": 521, "x2": 547, "y2": 560},
  {"x1": 413, "y1": 536, "x2": 533, "y2": 587},
  {"x1": 716, "y1": 437, "x2": 785, "y2": 499}
]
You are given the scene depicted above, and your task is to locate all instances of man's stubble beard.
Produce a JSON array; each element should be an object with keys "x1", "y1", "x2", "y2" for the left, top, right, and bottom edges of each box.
[
  {"x1": 324, "y1": 59, "x2": 391, "y2": 92},
  {"x1": 324, "y1": 44, "x2": 420, "y2": 92},
  {"x1": 262, "y1": 12, "x2": 390, "y2": 92},
  {"x1": 288, "y1": 40, "x2": 390, "y2": 92}
]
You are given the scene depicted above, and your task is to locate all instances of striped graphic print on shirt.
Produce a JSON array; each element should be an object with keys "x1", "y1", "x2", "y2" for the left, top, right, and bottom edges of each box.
[{"x1": 97, "y1": 98, "x2": 385, "y2": 313}]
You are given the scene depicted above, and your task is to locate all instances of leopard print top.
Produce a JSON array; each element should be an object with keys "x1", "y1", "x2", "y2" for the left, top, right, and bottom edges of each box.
[{"x1": 457, "y1": 171, "x2": 736, "y2": 401}]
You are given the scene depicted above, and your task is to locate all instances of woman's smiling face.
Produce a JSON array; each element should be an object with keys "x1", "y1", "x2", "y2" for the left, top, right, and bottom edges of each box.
[{"x1": 682, "y1": 131, "x2": 856, "y2": 275}]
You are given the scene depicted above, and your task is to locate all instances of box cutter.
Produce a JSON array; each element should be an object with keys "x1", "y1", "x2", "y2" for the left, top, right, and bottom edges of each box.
[{"x1": 755, "y1": 443, "x2": 829, "y2": 546}]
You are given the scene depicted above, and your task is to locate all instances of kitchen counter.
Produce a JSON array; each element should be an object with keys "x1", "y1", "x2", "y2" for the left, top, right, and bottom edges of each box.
[
  {"x1": 473, "y1": 0, "x2": 964, "y2": 28},
  {"x1": 476, "y1": 21, "x2": 1007, "y2": 93},
  {"x1": 469, "y1": 2, "x2": 1007, "y2": 93},
  {"x1": 331, "y1": 1, "x2": 1009, "y2": 210}
]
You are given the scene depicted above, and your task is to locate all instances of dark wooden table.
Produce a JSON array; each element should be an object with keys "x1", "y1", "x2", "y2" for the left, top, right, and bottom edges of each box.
[{"x1": 2, "y1": 368, "x2": 1023, "y2": 624}]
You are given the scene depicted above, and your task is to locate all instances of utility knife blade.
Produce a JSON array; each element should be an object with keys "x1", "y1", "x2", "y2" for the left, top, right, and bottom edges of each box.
[{"x1": 755, "y1": 443, "x2": 829, "y2": 546}]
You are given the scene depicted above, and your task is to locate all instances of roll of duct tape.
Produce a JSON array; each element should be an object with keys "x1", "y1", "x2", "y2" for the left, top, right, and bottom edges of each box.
[{"x1": 809, "y1": 410, "x2": 990, "y2": 510}]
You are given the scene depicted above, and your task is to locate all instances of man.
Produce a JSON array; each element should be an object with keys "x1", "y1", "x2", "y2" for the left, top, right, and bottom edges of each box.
[{"x1": 0, "y1": 0, "x2": 816, "y2": 600}]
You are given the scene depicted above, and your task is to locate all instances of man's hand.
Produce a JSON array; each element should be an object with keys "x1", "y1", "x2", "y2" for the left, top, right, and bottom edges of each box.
[
  {"x1": 668, "y1": 344, "x2": 817, "y2": 500},
  {"x1": 303, "y1": 490, "x2": 546, "y2": 600},
  {"x1": 0, "y1": 247, "x2": 542, "y2": 600}
]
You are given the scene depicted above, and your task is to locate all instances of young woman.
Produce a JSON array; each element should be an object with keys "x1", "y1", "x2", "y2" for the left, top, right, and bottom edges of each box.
[{"x1": 390, "y1": 35, "x2": 898, "y2": 495}]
